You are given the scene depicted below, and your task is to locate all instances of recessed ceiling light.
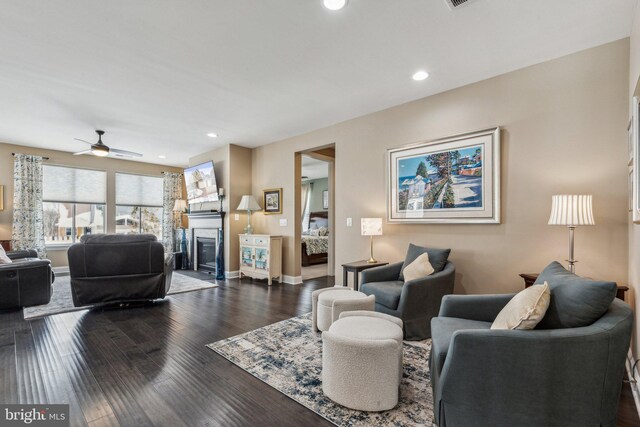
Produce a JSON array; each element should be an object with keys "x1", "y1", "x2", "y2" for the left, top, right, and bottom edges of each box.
[
  {"x1": 158, "y1": 155, "x2": 166, "y2": 159},
  {"x1": 323, "y1": 0, "x2": 347, "y2": 11},
  {"x1": 412, "y1": 70, "x2": 430, "y2": 81},
  {"x1": 207, "y1": 132, "x2": 218, "y2": 138}
]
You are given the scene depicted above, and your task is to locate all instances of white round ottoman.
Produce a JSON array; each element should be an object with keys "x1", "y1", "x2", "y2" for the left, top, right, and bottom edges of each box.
[
  {"x1": 312, "y1": 287, "x2": 375, "y2": 332},
  {"x1": 322, "y1": 311, "x2": 404, "y2": 411}
]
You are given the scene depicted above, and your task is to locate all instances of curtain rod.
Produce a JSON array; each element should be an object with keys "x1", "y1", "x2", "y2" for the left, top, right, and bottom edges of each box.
[{"x1": 11, "y1": 153, "x2": 50, "y2": 160}]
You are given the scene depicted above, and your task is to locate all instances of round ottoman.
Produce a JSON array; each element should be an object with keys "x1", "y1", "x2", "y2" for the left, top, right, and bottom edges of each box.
[
  {"x1": 311, "y1": 287, "x2": 375, "y2": 332},
  {"x1": 322, "y1": 311, "x2": 404, "y2": 411}
]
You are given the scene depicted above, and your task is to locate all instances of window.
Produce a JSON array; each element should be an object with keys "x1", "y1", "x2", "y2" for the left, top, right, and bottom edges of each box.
[
  {"x1": 42, "y1": 165, "x2": 107, "y2": 245},
  {"x1": 115, "y1": 173, "x2": 163, "y2": 239}
]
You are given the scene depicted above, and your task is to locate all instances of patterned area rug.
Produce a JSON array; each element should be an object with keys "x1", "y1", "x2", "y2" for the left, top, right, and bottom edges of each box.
[
  {"x1": 23, "y1": 272, "x2": 219, "y2": 320},
  {"x1": 207, "y1": 313, "x2": 435, "y2": 427}
]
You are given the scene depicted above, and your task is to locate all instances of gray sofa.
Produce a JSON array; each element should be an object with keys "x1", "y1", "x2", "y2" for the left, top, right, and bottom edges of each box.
[
  {"x1": 0, "y1": 249, "x2": 54, "y2": 309},
  {"x1": 430, "y1": 264, "x2": 633, "y2": 427},
  {"x1": 68, "y1": 234, "x2": 173, "y2": 307},
  {"x1": 360, "y1": 244, "x2": 455, "y2": 340}
]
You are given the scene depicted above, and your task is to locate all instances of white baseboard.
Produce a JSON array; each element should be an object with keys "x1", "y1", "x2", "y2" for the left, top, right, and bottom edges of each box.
[
  {"x1": 626, "y1": 349, "x2": 640, "y2": 419},
  {"x1": 52, "y1": 266, "x2": 70, "y2": 276},
  {"x1": 282, "y1": 275, "x2": 302, "y2": 285},
  {"x1": 225, "y1": 270, "x2": 240, "y2": 279}
]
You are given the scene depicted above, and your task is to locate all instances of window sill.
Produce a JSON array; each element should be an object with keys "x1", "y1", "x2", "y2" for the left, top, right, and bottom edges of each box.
[{"x1": 46, "y1": 244, "x2": 73, "y2": 251}]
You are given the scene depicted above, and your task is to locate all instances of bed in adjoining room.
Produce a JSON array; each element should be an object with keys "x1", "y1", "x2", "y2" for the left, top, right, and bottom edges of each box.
[{"x1": 301, "y1": 211, "x2": 329, "y2": 267}]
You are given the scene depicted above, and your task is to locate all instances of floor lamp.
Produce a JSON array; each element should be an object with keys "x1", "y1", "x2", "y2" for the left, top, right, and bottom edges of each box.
[{"x1": 548, "y1": 194, "x2": 594, "y2": 273}]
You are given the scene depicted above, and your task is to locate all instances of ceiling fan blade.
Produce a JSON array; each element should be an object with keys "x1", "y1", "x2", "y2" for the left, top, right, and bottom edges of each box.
[
  {"x1": 74, "y1": 138, "x2": 94, "y2": 145},
  {"x1": 73, "y1": 150, "x2": 93, "y2": 156},
  {"x1": 110, "y1": 148, "x2": 143, "y2": 158}
]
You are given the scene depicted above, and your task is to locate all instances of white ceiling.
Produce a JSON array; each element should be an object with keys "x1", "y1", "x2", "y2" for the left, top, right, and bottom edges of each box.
[
  {"x1": 302, "y1": 156, "x2": 329, "y2": 180},
  {"x1": 0, "y1": 0, "x2": 637, "y2": 166}
]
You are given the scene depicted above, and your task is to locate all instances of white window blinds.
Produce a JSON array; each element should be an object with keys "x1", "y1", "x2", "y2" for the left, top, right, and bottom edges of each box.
[
  {"x1": 116, "y1": 173, "x2": 163, "y2": 207},
  {"x1": 43, "y1": 165, "x2": 106, "y2": 204}
]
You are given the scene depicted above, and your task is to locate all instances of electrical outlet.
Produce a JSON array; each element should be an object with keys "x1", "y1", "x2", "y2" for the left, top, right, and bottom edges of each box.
[
  {"x1": 346, "y1": 217, "x2": 352, "y2": 227},
  {"x1": 234, "y1": 214, "x2": 240, "y2": 221},
  {"x1": 279, "y1": 218, "x2": 287, "y2": 227}
]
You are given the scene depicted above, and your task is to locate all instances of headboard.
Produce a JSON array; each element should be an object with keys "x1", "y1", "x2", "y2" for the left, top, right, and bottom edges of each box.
[{"x1": 309, "y1": 211, "x2": 329, "y2": 229}]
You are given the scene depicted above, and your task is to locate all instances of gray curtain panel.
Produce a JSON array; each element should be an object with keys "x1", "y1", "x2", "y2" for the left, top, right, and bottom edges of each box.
[
  {"x1": 11, "y1": 153, "x2": 47, "y2": 258},
  {"x1": 162, "y1": 172, "x2": 183, "y2": 252}
]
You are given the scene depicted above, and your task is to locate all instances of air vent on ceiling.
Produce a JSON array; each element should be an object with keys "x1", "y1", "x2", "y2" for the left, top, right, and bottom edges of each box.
[{"x1": 444, "y1": 0, "x2": 474, "y2": 10}]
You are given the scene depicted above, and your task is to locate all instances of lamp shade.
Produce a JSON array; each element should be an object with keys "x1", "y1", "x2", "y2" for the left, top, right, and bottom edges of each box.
[
  {"x1": 548, "y1": 195, "x2": 595, "y2": 226},
  {"x1": 173, "y1": 199, "x2": 187, "y2": 212},
  {"x1": 361, "y1": 218, "x2": 383, "y2": 236},
  {"x1": 237, "y1": 195, "x2": 261, "y2": 211}
]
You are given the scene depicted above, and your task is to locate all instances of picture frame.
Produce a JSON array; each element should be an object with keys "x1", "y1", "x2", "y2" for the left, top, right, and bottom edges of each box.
[
  {"x1": 263, "y1": 188, "x2": 282, "y2": 214},
  {"x1": 322, "y1": 190, "x2": 329, "y2": 209},
  {"x1": 630, "y1": 166, "x2": 634, "y2": 213},
  {"x1": 629, "y1": 118, "x2": 634, "y2": 166},
  {"x1": 387, "y1": 127, "x2": 501, "y2": 224},
  {"x1": 633, "y1": 97, "x2": 640, "y2": 223}
]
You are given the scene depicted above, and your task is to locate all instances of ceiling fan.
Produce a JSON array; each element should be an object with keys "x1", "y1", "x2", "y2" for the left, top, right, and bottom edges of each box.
[{"x1": 73, "y1": 130, "x2": 143, "y2": 158}]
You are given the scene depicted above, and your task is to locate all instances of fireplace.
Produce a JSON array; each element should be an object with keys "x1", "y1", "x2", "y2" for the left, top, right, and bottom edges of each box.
[
  {"x1": 196, "y1": 237, "x2": 217, "y2": 274},
  {"x1": 187, "y1": 212, "x2": 225, "y2": 280}
]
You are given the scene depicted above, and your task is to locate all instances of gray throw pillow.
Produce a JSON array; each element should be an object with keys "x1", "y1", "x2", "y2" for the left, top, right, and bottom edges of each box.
[
  {"x1": 534, "y1": 261, "x2": 616, "y2": 329},
  {"x1": 399, "y1": 243, "x2": 451, "y2": 280}
]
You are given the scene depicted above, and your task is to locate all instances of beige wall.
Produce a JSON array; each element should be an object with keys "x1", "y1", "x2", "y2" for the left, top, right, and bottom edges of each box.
[
  {"x1": 0, "y1": 142, "x2": 182, "y2": 267},
  {"x1": 251, "y1": 39, "x2": 629, "y2": 293},
  {"x1": 629, "y1": 5, "x2": 640, "y2": 360},
  {"x1": 187, "y1": 143, "x2": 252, "y2": 274},
  {"x1": 227, "y1": 144, "x2": 253, "y2": 273}
]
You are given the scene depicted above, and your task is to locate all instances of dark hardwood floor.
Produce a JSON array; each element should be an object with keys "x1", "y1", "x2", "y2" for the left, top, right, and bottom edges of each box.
[{"x1": 1, "y1": 273, "x2": 639, "y2": 426}]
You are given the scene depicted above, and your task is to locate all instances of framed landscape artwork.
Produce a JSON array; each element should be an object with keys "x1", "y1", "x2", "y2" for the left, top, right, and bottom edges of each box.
[
  {"x1": 387, "y1": 127, "x2": 501, "y2": 224},
  {"x1": 263, "y1": 188, "x2": 282, "y2": 214}
]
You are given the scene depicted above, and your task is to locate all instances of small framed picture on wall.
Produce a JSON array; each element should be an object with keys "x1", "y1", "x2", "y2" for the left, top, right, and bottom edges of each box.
[
  {"x1": 323, "y1": 190, "x2": 329, "y2": 209},
  {"x1": 263, "y1": 188, "x2": 282, "y2": 214}
]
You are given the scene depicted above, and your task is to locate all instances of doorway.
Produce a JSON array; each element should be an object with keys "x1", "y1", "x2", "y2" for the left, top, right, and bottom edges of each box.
[{"x1": 296, "y1": 146, "x2": 335, "y2": 281}]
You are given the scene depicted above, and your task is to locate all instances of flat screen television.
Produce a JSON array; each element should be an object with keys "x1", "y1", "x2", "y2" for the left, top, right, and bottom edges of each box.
[{"x1": 184, "y1": 161, "x2": 219, "y2": 204}]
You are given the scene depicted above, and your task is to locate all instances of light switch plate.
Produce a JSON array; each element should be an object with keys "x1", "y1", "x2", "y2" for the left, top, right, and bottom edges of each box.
[
  {"x1": 346, "y1": 217, "x2": 352, "y2": 227},
  {"x1": 234, "y1": 214, "x2": 240, "y2": 221},
  {"x1": 279, "y1": 218, "x2": 287, "y2": 227}
]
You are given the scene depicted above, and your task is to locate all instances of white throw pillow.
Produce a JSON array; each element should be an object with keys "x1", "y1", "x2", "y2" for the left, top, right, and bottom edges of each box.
[
  {"x1": 402, "y1": 252, "x2": 434, "y2": 282},
  {"x1": 491, "y1": 282, "x2": 551, "y2": 330},
  {"x1": 0, "y1": 245, "x2": 12, "y2": 264}
]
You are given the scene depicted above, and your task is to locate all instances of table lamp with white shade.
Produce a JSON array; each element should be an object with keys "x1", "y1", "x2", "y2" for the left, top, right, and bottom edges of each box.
[
  {"x1": 361, "y1": 218, "x2": 383, "y2": 263},
  {"x1": 173, "y1": 199, "x2": 188, "y2": 228},
  {"x1": 548, "y1": 194, "x2": 595, "y2": 273},
  {"x1": 237, "y1": 195, "x2": 261, "y2": 234}
]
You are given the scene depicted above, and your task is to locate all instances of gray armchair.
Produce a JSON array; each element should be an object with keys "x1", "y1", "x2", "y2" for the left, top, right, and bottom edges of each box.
[
  {"x1": 0, "y1": 249, "x2": 54, "y2": 309},
  {"x1": 430, "y1": 294, "x2": 633, "y2": 427},
  {"x1": 360, "y1": 260, "x2": 455, "y2": 340},
  {"x1": 68, "y1": 234, "x2": 173, "y2": 307}
]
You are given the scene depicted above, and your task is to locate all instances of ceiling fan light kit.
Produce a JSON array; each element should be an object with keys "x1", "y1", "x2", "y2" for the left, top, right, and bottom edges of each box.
[{"x1": 73, "y1": 130, "x2": 143, "y2": 158}]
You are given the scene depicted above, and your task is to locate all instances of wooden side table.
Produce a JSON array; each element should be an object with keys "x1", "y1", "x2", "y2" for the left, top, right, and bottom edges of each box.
[
  {"x1": 0, "y1": 240, "x2": 10, "y2": 251},
  {"x1": 342, "y1": 260, "x2": 388, "y2": 291},
  {"x1": 519, "y1": 273, "x2": 629, "y2": 301}
]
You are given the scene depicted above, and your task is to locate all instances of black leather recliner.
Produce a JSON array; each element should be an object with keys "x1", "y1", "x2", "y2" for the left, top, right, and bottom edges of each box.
[
  {"x1": 0, "y1": 249, "x2": 54, "y2": 309},
  {"x1": 67, "y1": 234, "x2": 173, "y2": 307}
]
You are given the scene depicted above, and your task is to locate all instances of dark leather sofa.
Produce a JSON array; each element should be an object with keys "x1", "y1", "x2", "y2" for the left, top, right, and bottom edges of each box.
[
  {"x1": 68, "y1": 234, "x2": 173, "y2": 307},
  {"x1": 0, "y1": 249, "x2": 54, "y2": 309}
]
